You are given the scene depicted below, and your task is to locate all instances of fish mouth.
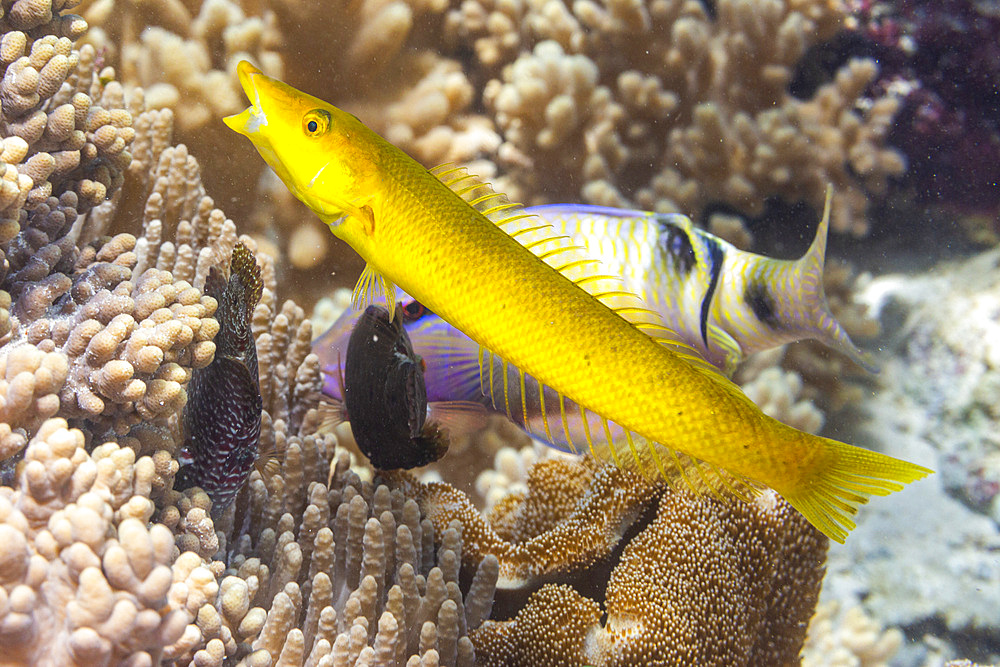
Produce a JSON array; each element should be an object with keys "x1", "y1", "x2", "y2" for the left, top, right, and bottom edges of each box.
[{"x1": 223, "y1": 60, "x2": 268, "y2": 137}]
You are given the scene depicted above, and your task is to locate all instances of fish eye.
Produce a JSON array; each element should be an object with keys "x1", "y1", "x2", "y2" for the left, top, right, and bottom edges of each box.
[
  {"x1": 303, "y1": 109, "x2": 331, "y2": 137},
  {"x1": 403, "y1": 300, "x2": 427, "y2": 322}
]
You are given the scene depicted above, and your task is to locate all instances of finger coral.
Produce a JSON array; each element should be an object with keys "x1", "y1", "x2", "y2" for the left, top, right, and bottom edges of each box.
[{"x1": 189, "y1": 408, "x2": 499, "y2": 665}]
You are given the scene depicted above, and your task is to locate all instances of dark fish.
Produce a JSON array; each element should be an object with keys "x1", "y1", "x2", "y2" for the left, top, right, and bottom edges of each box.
[
  {"x1": 340, "y1": 303, "x2": 469, "y2": 470},
  {"x1": 175, "y1": 242, "x2": 263, "y2": 515}
]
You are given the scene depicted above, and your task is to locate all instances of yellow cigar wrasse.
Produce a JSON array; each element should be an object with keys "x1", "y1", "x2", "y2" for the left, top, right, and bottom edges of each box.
[{"x1": 224, "y1": 61, "x2": 931, "y2": 542}]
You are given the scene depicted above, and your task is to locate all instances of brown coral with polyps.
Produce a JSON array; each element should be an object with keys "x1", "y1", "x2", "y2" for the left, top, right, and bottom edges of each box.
[
  {"x1": 392, "y1": 458, "x2": 662, "y2": 591},
  {"x1": 470, "y1": 484, "x2": 828, "y2": 665}
]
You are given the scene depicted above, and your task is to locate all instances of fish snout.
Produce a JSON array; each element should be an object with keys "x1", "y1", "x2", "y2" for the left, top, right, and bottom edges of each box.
[{"x1": 223, "y1": 60, "x2": 268, "y2": 137}]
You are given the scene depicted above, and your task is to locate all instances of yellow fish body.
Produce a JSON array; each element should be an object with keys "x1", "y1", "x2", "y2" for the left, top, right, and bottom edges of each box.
[{"x1": 224, "y1": 61, "x2": 930, "y2": 542}]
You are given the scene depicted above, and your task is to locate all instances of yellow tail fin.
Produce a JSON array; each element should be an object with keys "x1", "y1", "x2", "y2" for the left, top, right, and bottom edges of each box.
[{"x1": 780, "y1": 437, "x2": 932, "y2": 543}]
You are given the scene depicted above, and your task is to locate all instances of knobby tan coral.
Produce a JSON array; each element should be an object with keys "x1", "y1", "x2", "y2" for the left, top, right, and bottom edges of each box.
[
  {"x1": 801, "y1": 601, "x2": 903, "y2": 667},
  {"x1": 0, "y1": 418, "x2": 217, "y2": 665},
  {"x1": 0, "y1": 4, "x2": 285, "y2": 449},
  {"x1": 470, "y1": 484, "x2": 828, "y2": 666},
  {"x1": 181, "y1": 415, "x2": 501, "y2": 665}
]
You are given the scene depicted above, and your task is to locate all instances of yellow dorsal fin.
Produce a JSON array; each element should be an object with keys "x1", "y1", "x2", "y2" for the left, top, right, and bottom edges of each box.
[{"x1": 428, "y1": 164, "x2": 723, "y2": 375}]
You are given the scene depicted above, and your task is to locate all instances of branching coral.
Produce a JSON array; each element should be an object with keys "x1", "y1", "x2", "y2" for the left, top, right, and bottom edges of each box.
[
  {"x1": 468, "y1": 0, "x2": 904, "y2": 235},
  {"x1": 0, "y1": 418, "x2": 217, "y2": 664},
  {"x1": 741, "y1": 365, "x2": 825, "y2": 434},
  {"x1": 1, "y1": 130, "x2": 230, "y2": 440},
  {"x1": 801, "y1": 601, "x2": 903, "y2": 667},
  {"x1": 179, "y1": 401, "x2": 500, "y2": 665},
  {"x1": 80, "y1": 0, "x2": 283, "y2": 133},
  {"x1": 69, "y1": 0, "x2": 907, "y2": 318}
]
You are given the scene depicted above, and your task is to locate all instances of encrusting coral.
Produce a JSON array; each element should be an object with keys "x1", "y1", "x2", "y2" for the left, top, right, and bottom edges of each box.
[
  {"x1": 392, "y1": 456, "x2": 662, "y2": 592},
  {"x1": 387, "y1": 455, "x2": 829, "y2": 665}
]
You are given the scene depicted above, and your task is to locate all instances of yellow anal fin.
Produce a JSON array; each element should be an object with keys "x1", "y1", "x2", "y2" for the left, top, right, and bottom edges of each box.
[
  {"x1": 589, "y1": 430, "x2": 763, "y2": 504},
  {"x1": 487, "y1": 349, "x2": 497, "y2": 409},
  {"x1": 537, "y1": 377, "x2": 554, "y2": 444},
  {"x1": 501, "y1": 358, "x2": 512, "y2": 420},
  {"x1": 477, "y1": 347, "x2": 488, "y2": 397},
  {"x1": 518, "y1": 365, "x2": 530, "y2": 435},
  {"x1": 559, "y1": 394, "x2": 577, "y2": 454}
]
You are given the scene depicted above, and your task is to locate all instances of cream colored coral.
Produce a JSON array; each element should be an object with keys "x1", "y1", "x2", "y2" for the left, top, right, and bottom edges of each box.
[
  {"x1": 486, "y1": 40, "x2": 602, "y2": 153},
  {"x1": 83, "y1": 0, "x2": 283, "y2": 132},
  {"x1": 802, "y1": 601, "x2": 903, "y2": 667},
  {"x1": 473, "y1": 441, "x2": 575, "y2": 511},
  {"x1": 25, "y1": 257, "x2": 220, "y2": 432},
  {"x1": 384, "y1": 55, "x2": 501, "y2": 167},
  {"x1": 0, "y1": 343, "x2": 68, "y2": 458},
  {"x1": 741, "y1": 366, "x2": 825, "y2": 434},
  {"x1": 443, "y1": 0, "x2": 527, "y2": 67},
  {"x1": 201, "y1": 404, "x2": 497, "y2": 666},
  {"x1": 0, "y1": 419, "x2": 214, "y2": 665},
  {"x1": 0, "y1": 35, "x2": 134, "y2": 210}
]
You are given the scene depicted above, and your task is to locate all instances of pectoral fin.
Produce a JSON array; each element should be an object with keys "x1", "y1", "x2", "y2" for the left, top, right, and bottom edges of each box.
[{"x1": 705, "y1": 324, "x2": 743, "y2": 377}]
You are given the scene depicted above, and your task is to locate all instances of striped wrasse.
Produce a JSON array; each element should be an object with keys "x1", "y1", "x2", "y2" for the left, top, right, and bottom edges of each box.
[{"x1": 532, "y1": 200, "x2": 875, "y2": 376}]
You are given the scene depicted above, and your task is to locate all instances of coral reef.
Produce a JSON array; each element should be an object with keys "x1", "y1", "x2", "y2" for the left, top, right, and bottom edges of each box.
[
  {"x1": 0, "y1": 418, "x2": 217, "y2": 664},
  {"x1": 862, "y1": 248, "x2": 1000, "y2": 517},
  {"x1": 387, "y1": 457, "x2": 830, "y2": 664},
  {"x1": 801, "y1": 600, "x2": 903, "y2": 667},
  {"x1": 465, "y1": 473, "x2": 828, "y2": 665},
  {"x1": 815, "y1": 248, "x2": 1000, "y2": 664},
  {"x1": 394, "y1": 458, "x2": 662, "y2": 591},
  {"x1": 850, "y1": 0, "x2": 1000, "y2": 216},
  {"x1": 3, "y1": 2, "x2": 994, "y2": 665},
  {"x1": 212, "y1": 437, "x2": 500, "y2": 665},
  {"x1": 0, "y1": 5, "x2": 231, "y2": 455},
  {"x1": 76, "y1": 0, "x2": 908, "y2": 314}
]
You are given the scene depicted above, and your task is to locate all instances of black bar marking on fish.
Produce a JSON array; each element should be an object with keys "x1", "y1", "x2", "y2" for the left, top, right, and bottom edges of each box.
[
  {"x1": 658, "y1": 218, "x2": 697, "y2": 277},
  {"x1": 743, "y1": 280, "x2": 781, "y2": 329},
  {"x1": 699, "y1": 237, "x2": 725, "y2": 346}
]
